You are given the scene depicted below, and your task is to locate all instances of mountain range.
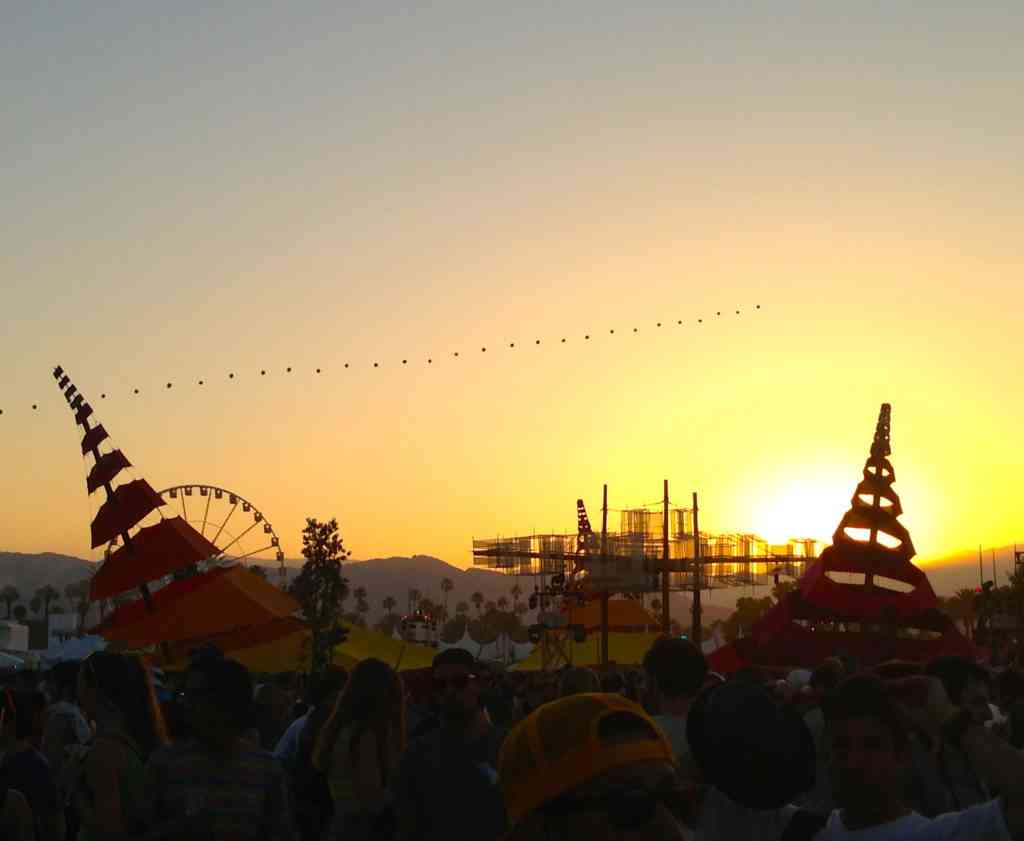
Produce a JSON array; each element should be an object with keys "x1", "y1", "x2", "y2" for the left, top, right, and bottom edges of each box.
[{"x1": 0, "y1": 550, "x2": 731, "y2": 625}]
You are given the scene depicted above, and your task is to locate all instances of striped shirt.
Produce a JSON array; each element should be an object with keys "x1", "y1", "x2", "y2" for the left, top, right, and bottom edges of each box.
[{"x1": 142, "y1": 740, "x2": 294, "y2": 841}]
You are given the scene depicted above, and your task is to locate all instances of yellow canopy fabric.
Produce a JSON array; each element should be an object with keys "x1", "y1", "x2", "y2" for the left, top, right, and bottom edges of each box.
[
  {"x1": 509, "y1": 632, "x2": 660, "y2": 671},
  {"x1": 165, "y1": 621, "x2": 437, "y2": 674}
]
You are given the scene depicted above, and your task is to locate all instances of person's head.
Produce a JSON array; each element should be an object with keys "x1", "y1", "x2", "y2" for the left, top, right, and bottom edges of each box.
[
  {"x1": 183, "y1": 656, "x2": 253, "y2": 749},
  {"x1": 313, "y1": 658, "x2": 405, "y2": 770},
  {"x1": 924, "y1": 657, "x2": 992, "y2": 725},
  {"x1": 500, "y1": 693, "x2": 688, "y2": 841},
  {"x1": 642, "y1": 638, "x2": 707, "y2": 707},
  {"x1": 49, "y1": 661, "x2": 82, "y2": 703},
  {"x1": 873, "y1": 660, "x2": 922, "y2": 681},
  {"x1": 998, "y1": 668, "x2": 1024, "y2": 709},
  {"x1": 559, "y1": 667, "x2": 601, "y2": 698},
  {"x1": 601, "y1": 672, "x2": 627, "y2": 696},
  {"x1": 0, "y1": 690, "x2": 46, "y2": 745},
  {"x1": 79, "y1": 652, "x2": 168, "y2": 759},
  {"x1": 307, "y1": 667, "x2": 349, "y2": 709},
  {"x1": 811, "y1": 658, "x2": 845, "y2": 693},
  {"x1": 823, "y1": 675, "x2": 912, "y2": 818},
  {"x1": 431, "y1": 649, "x2": 481, "y2": 726}
]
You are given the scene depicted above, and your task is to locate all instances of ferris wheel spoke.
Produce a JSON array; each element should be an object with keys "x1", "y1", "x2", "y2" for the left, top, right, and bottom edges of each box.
[
  {"x1": 209, "y1": 502, "x2": 238, "y2": 548},
  {"x1": 217, "y1": 518, "x2": 260, "y2": 557},
  {"x1": 200, "y1": 491, "x2": 213, "y2": 537},
  {"x1": 231, "y1": 544, "x2": 275, "y2": 563},
  {"x1": 180, "y1": 492, "x2": 188, "y2": 525}
]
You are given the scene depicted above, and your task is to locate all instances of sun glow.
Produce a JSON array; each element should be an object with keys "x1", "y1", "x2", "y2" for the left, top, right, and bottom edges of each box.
[{"x1": 749, "y1": 479, "x2": 851, "y2": 546}]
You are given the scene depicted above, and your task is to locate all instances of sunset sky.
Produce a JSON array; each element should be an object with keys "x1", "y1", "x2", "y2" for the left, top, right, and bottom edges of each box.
[{"x1": 3, "y1": 4, "x2": 1022, "y2": 574}]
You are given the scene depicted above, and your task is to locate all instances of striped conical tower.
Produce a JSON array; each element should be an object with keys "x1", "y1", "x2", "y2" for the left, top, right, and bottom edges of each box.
[{"x1": 52, "y1": 366, "x2": 220, "y2": 608}]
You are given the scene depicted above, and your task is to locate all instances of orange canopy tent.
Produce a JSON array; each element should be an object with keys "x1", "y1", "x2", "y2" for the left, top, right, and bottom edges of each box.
[{"x1": 97, "y1": 565, "x2": 299, "y2": 649}]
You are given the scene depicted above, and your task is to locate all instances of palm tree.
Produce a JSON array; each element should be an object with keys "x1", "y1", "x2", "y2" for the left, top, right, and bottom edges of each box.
[
  {"x1": 441, "y1": 578, "x2": 454, "y2": 618},
  {"x1": 945, "y1": 588, "x2": 979, "y2": 641},
  {"x1": 29, "y1": 596, "x2": 42, "y2": 617},
  {"x1": 409, "y1": 589, "x2": 421, "y2": 614},
  {"x1": 497, "y1": 596, "x2": 509, "y2": 613},
  {"x1": 382, "y1": 596, "x2": 397, "y2": 616},
  {"x1": 35, "y1": 585, "x2": 60, "y2": 619},
  {"x1": 471, "y1": 592, "x2": 484, "y2": 616},
  {"x1": 66, "y1": 580, "x2": 91, "y2": 631},
  {"x1": 356, "y1": 597, "x2": 370, "y2": 623},
  {"x1": 484, "y1": 600, "x2": 496, "y2": 615},
  {"x1": 354, "y1": 586, "x2": 368, "y2": 607},
  {"x1": 510, "y1": 583, "x2": 522, "y2": 611},
  {"x1": 456, "y1": 601, "x2": 470, "y2": 616},
  {"x1": 12, "y1": 606, "x2": 27, "y2": 623},
  {"x1": 0, "y1": 586, "x2": 19, "y2": 619}
]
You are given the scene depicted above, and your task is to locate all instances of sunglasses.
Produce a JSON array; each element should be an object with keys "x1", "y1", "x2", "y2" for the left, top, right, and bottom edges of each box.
[
  {"x1": 434, "y1": 674, "x2": 476, "y2": 692},
  {"x1": 544, "y1": 784, "x2": 693, "y2": 830}
]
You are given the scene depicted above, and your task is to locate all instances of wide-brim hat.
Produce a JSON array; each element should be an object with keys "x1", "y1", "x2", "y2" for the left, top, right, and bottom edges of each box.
[{"x1": 687, "y1": 680, "x2": 815, "y2": 810}]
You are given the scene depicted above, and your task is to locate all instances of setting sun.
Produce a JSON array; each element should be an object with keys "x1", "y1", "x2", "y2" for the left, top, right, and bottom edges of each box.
[{"x1": 747, "y1": 478, "x2": 852, "y2": 547}]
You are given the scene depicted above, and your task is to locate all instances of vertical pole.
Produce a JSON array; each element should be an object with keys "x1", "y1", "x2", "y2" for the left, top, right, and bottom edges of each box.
[
  {"x1": 979, "y1": 544, "x2": 984, "y2": 588},
  {"x1": 993, "y1": 549, "x2": 998, "y2": 589},
  {"x1": 601, "y1": 484, "x2": 609, "y2": 668},
  {"x1": 692, "y1": 492, "x2": 703, "y2": 645},
  {"x1": 662, "y1": 480, "x2": 670, "y2": 635}
]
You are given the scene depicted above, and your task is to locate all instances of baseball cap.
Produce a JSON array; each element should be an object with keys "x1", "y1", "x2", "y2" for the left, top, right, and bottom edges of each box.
[{"x1": 499, "y1": 692, "x2": 675, "y2": 826}]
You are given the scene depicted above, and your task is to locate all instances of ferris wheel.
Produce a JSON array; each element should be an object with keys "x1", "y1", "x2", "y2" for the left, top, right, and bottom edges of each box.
[{"x1": 156, "y1": 485, "x2": 287, "y2": 586}]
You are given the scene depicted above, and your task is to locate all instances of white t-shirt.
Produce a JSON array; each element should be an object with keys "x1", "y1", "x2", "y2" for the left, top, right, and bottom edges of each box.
[
  {"x1": 813, "y1": 798, "x2": 1010, "y2": 840},
  {"x1": 653, "y1": 714, "x2": 695, "y2": 775},
  {"x1": 696, "y1": 786, "x2": 799, "y2": 841}
]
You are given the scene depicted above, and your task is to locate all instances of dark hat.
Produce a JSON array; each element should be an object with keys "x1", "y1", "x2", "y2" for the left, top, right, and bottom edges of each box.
[{"x1": 687, "y1": 680, "x2": 815, "y2": 810}]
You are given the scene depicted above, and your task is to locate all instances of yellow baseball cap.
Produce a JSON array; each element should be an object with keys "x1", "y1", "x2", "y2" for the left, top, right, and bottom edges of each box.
[{"x1": 499, "y1": 692, "x2": 675, "y2": 826}]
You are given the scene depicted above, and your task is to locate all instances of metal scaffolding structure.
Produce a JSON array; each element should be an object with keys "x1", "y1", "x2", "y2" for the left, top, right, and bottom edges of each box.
[
  {"x1": 473, "y1": 505, "x2": 819, "y2": 593},
  {"x1": 473, "y1": 482, "x2": 822, "y2": 664}
]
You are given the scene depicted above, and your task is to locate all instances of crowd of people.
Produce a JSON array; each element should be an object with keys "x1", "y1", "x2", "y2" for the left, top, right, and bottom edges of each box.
[{"x1": 2, "y1": 641, "x2": 1024, "y2": 839}]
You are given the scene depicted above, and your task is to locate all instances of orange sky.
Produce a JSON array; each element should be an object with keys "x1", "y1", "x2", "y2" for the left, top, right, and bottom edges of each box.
[{"x1": 2, "y1": 5, "x2": 1022, "y2": 571}]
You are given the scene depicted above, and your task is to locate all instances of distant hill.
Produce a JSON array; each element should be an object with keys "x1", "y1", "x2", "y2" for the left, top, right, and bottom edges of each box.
[{"x1": 0, "y1": 552, "x2": 94, "y2": 608}]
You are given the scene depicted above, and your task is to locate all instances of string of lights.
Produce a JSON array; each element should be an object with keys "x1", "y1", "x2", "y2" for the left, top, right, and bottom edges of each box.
[{"x1": 2, "y1": 305, "x2": 759, "y2": 416}]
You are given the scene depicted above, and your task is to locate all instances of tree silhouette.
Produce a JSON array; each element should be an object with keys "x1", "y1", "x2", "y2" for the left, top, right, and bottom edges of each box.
[
  {"x1": 456, "y1": 601, "x2": 470, "y2": 616},
  {"x1": 441, "y1": 578, "x2": 454, "y2": 619},
  {"x1": 354, "y1": 586, "x2": 367, "y2": 606},
  {"x1": 943, "y1": 588, "x2": 979, "y2": 641},
  {"x1": 291, "y1": 517, "x2": 351, "y2": 674},
  {"x1": 510, "y1": 583, "x2": 522, "y2": 611},
  {"x1": 471, "y1": 592, "x2": 484, "y2": 615},
  {"x1": 12, "y1": 606, "x2": 27, "y2": 623},
  {"x1": 35, "y1": 586, "x2": 60, "y2": 619},
  {"x1": 0, "y1": 586, "x2": 19, "y2": 619},
  {"x1": 497, "y1": 596, "x2": 509, "y2": 613},
  {"x1": 249, "y1": 566, "x2": 268, "y2": 580},
  {"x1": 382, "y1": 596, "x2": 397, "y2": 616},
  {"x1": 408, "y1": 589, "x2": 421, "y2": 614},
  {"x1": 29, "y1": 596, "x2": 42, "y2": 617},
  {"x1": 484, "y1": 600, "x2": 496, "y2": 614}
]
